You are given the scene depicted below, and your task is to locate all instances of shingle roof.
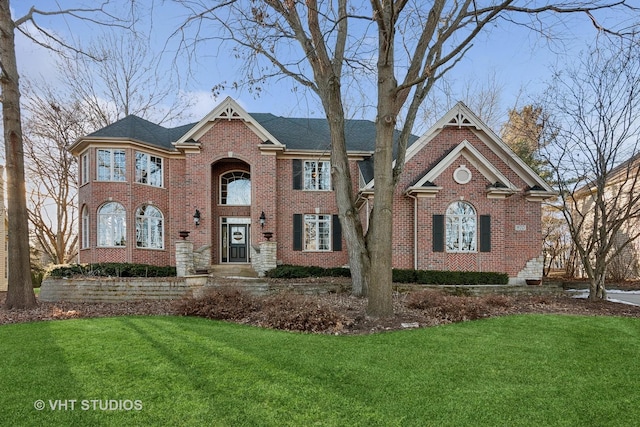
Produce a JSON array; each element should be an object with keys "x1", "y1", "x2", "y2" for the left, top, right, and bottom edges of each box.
[
  {"x1": 87, "y1": 116, "x2": 198, "y2": 151},
  {"x1": 87, "y1": 113, "x2": 417, "y2": 154}
]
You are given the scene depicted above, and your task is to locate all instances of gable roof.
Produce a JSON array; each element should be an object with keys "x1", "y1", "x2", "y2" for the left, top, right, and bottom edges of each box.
[
  {"x1": 364, "y1": 101, "x2": 554, "y2": 194},
  {"x1": 72, "y1": 96, "x2": 418, "y2": 155}
]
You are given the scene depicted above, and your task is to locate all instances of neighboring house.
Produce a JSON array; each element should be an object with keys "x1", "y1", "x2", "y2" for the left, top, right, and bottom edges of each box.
[
  {"x1": 0, "y1": 166, "x2": 7, "y2": 292},
  {"x1": 570, "y1": 153, "x2": 640, "y2": 280},
  {"x1": 69, "y1": 98, "x2": 555, "y2": 283}
]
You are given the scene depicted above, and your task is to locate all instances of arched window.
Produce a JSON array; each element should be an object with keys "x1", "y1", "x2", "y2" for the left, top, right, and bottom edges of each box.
[
  {"x1": 446, "y1": 201, "x2": 476, "y2": 252},
  {"x1": 97, "y1": 202, "x2": 126, "y2": 247},
  {"x1": 81, "y1": 206, "x2": 90, "y2": 249},
  {"x1": 136, "y1": 205, "x2": 164, "y2": 249},
  {"x1": 220, "y1": 171, "x2": 251, "y2": 205}
]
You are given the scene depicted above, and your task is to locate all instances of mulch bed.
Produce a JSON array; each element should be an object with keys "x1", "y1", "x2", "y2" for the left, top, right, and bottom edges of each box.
[{"x1": 1, "y1": 289, "x2": 639, "y2": 335}]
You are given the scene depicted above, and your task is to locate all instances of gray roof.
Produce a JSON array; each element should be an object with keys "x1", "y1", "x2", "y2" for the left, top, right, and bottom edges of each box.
[
  {"x1": 87, "y1": 113, "x2": 418, "y2": 155},
  {"x1": 87, "y1": 115, "x2": 197, "y2": 151}
]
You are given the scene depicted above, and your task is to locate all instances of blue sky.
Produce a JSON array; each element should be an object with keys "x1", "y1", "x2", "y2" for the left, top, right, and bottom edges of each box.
[{"x1": 12, "y1": 1, "x2": 629, "y2": 132}]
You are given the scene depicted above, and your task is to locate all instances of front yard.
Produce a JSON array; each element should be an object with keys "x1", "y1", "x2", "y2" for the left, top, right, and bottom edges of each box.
[{"x1": 1, "y1": 314, "x2": 639, "y2": 426}]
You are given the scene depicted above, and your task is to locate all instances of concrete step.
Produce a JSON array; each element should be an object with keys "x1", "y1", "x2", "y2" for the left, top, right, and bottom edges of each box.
[{"x1": 208, "y1": 264, "x2": 259, "y2": 279}]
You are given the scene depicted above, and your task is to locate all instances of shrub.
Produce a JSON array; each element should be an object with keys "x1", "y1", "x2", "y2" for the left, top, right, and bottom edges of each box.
[
  {"x1": 47, "y1": 263, "x2": 177, "y2": 279},
  {"x1": 175, "y1": 288, "x2": 260, "y2": 321},
  {"x1": 394, "y1": 268, "x2": 509, "y2": 285},
  {"x1": 259, "y1": 293, "x2": 348, "y2": 333},
  {"x1": 266, "y1": 265, "x2": 350, "y2": 279},
  {"x1": 406, "y1": 290, "x2": 514, "y2": 323}
]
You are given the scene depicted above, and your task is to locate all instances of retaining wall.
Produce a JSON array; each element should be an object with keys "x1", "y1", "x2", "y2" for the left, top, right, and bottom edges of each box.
[{"x1": 39, "y1": 277, "x2": 206, "y2": 303}]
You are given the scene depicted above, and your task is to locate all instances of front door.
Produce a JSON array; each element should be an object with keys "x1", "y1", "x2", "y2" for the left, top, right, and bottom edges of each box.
[{"x1": 228, "y1": 224, "x2": 248, "y2": 262}]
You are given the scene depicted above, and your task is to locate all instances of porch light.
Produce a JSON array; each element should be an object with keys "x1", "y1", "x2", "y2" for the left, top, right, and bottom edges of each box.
[
  {"x1": 259, "y1": 211, "x2": 266, "y2": 228},
  {"x1": 193, "y1": 209, "x2": 201, "y2": 227}
]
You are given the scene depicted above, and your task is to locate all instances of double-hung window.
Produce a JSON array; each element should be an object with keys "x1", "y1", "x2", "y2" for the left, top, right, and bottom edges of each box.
[
  {"x1": 135, "y1": 152, "x2": 163, "y2": 187},
  {"x1": 303, "y1": 160, "x2": 331, "y2": 190},
  {"x1": 97, "y1": 149, "x2": 126, "y2": 181}
]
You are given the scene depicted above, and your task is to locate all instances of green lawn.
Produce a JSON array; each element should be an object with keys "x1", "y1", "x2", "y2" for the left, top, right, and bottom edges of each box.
[{"x1": 1, "y1": 315, "x2": 639, "y2": 426}]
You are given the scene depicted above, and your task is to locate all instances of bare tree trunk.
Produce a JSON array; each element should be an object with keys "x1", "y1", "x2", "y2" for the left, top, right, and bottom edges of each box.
[{"x1": 0, "y1": 0, "x2": 36, "y2": 308}]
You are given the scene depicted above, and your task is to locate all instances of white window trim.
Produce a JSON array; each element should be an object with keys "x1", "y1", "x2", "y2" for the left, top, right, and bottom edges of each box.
[
  {"x1": 219, "y1": 170, "x2": 251, "y2": 206},
  {"x1": 96, "y1": 149, "x2": 126, "y2": 182},
  {"x1": 135, "y1": 205, "x2": 164, "y2": 250},
  {"x1": 81, "y1": 151, "x2": 89, "y2": 185},
  {"x1": 445, "y1": 201, "x2": 477, "y2": 253},
  {"x1": 303, "y1": 160, "x2": 331, "y2": 191},
  {"x1": 81, "y1": 206, "x2": 90, "y2": 249},
  {"x1": 97, "y1": 202, "x2": 126, "y2": 247},
  {"x1": 135, "y1": 151, "x2": 164, "y2": 188},
  {"x1": 303, "y1": 214, "x2": 332, "y2": 252}
]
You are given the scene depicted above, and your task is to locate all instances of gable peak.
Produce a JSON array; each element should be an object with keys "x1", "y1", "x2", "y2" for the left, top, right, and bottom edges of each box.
[
  {"x1": 216, "y1": 104, "x2": 243, "y2": 121},
  {"x1": 445, "y1": 107, "x2": 474, "y2": 128}
]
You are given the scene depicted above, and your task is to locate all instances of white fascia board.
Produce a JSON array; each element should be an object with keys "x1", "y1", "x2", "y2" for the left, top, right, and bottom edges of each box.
[{"x1": 173, "y1": 96, "x2": 284, "y2": 146}]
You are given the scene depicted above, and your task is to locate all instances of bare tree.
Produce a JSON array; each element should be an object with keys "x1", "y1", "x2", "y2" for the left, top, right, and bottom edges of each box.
[
  {"x1": 22, "y1": 84, "x2": 88, "y2": 264},
  {"x1": 58, "y1": 33, "x2": 194, "y2": 129},
  {"x1": 175, "y1": 1, "x2": 637, "y2": 316},
  {"x1": 1, "y1": 1, "x2": 132, "y2": 309},
  {"x1": 20, "y1": 30, "x2": 195, "y2": 269},
  {"x1": 541, "y1": 39, "x2": 640, "y2": 300}
]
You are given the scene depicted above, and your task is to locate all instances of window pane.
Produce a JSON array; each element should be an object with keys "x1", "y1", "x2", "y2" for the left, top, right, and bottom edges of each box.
[
  {"x1": 114, "y1": 150, "x2": 126, "y2": 181},
  {"x1": 136, "y1": 205, "x2": 163, "y2": 249},
  {"x1": 318, "y1": 162, "x2": 330, "y2": 190},
  {"x1": 304, "y1": 214, "x2": 331, "y2": 251},
  {"x1": 445, "y1": 202, "x2": 476, "y2": 252},
  {"x1": 97, "y1": 150, "x2": 111, "y2": 181},
  {"x1": 221, "y1": 171, "x2": 250, "y2": 205},
  {"x1": 98, "y1": 202, "x2": 126, "y2": 247},
  {"x1": 149, "y1": 156, "x2": 162, "y2": 187},
  {"x1": 135, "y1": 152, "x2": 146, "y2": 183},
  {"x1": 303, "y1": 161, "x2": 331, "y2": 190}
]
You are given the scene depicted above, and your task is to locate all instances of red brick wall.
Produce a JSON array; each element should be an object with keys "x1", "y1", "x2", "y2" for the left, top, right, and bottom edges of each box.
[
  {"x1": 78, "y1": 146, "x2": 183, "y2": 267},
  {"x1": 77, "y1": 121, "x2": 542, "y2": 277},
  {"x1": 396, "y1": 127, "x2": 542, "y2": 275}
]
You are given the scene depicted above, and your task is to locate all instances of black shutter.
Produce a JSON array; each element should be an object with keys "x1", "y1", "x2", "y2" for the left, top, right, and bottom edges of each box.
[
  {"x1": 292, "y1": 159, "x2": 302, "y2": 190},
  {"x1": 480, "y1": 215, "x2": 491, "y2": 252},
  {"x1": 433, "y1": 215, "x2": 444, "y2": 252},
  {"x1": 332, "y1": 215, "x2": 342, "y2": 251},
  {"x1": 293, "y1": 214, "x2": 303, "y2": 251}
]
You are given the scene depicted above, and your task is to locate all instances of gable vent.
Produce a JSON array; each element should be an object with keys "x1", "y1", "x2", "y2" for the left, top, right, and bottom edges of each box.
[
  {"x1": 217, "y1": 106, "x2": 243, "y2": 121},
  {"x1": 446, "y1": 112, "x2": 473, "y2": 128}
]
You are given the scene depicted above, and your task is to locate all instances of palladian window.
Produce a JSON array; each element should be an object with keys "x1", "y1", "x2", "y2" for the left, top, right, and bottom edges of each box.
[{"x1": 446, "y1": 201, "x2": 476, "y2": 252}]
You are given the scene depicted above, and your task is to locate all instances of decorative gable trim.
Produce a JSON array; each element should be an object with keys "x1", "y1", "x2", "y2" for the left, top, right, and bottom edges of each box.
[
  {"x1": 400, "y1": 102, "x2": 556, "y2": 197},
  {"x1": 406, "y1": 140, "x2": 517, "y2": 198},
  {"x1": 443, "y1": 109, "x2": 476, "y2": 128},
  {"x1": 173, "y1": 97, "x2": 284, "y2": 149}
]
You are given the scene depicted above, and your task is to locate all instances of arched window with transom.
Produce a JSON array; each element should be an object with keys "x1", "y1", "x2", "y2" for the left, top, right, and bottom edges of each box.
[
  {"x1": 446, "y1": 201, "x2": 477, "y2": 252},
  {"x1": 136, "y1": 205, "x2": 164, "y2": 249},
  {"x1": 220, "y1": 171, "x2": 251, "y2": 205},
  {"x1": 97, "y1": 202, "x2": 126, "y2": 247}
]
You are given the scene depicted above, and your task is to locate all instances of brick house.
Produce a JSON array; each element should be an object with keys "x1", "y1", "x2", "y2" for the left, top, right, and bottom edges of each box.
[{"x1": 69, "y1": 97, "x2": 554, "y2": 283}]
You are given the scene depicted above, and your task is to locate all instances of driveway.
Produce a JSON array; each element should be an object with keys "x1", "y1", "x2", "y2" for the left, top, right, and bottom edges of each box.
[{"x1": 569, "y1": 289, "x2": 640, "y2": 306}]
